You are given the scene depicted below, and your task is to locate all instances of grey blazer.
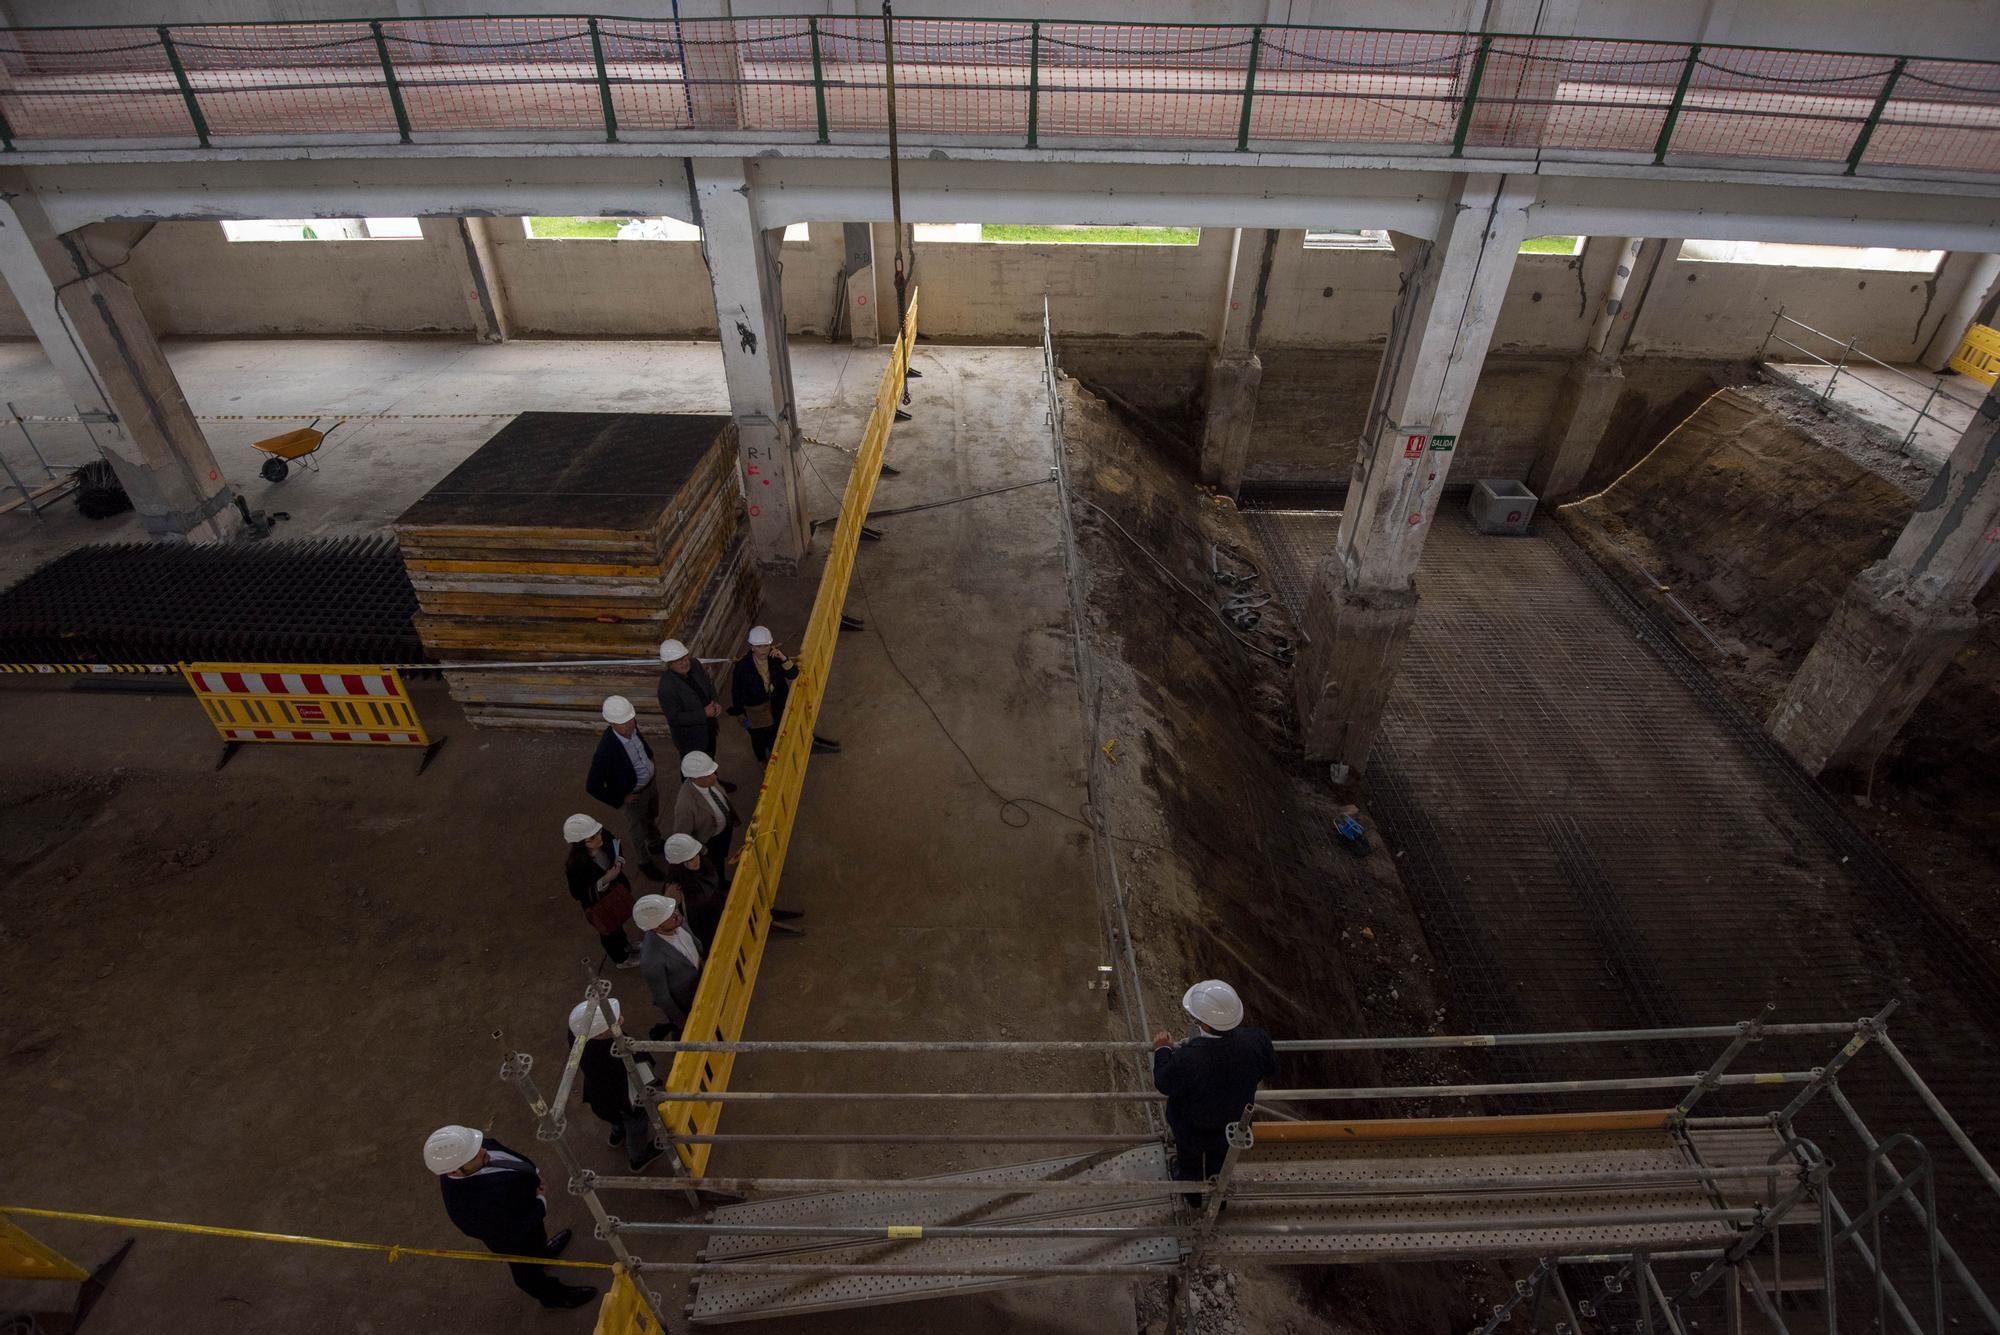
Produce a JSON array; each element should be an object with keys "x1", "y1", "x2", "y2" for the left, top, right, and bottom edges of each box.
[{"x1": 640, "y1": 930, "x2": 703, "y2": 1027}]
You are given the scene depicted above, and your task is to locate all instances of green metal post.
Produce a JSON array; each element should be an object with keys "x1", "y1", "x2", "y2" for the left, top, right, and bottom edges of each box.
[
  {"x1": 1653, "y1": 44, "x2": 1700, "y2": 165},
  {"x1": 1026, "y1": 20, "x2": 1040, "y2": 149},
  {"x1": 1450, "y1": 35, "x2": 1491, "y2": 157},
  {"x1": 587, "y1": 16, "x2": 619, "y2": 143},
  {"x1": 1846, "y1": 57, "x2": 1905, "y2": 175},
  {"x1": 370, "y1": 21, "x2": 412, "y2": 144},
  {"x1": 808, "y1": 16, "x2": 829, "y2": 144},
  {"x1": 157, "y1": 27, "x2": 210, "y2": 148},
  {"x1": 1235, "y1": 25, "x2": 1262, "y2": 151}
]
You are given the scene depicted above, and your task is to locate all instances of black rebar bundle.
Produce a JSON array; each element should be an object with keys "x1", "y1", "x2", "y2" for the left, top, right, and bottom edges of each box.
[{"x1": 0, "y1": 535, "x2": 425, "y2": 666}]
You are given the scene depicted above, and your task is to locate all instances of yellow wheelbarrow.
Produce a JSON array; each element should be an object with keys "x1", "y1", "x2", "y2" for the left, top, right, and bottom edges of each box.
[{"x1": 252, "y1": 417, "x2": 347, "y2": 483}]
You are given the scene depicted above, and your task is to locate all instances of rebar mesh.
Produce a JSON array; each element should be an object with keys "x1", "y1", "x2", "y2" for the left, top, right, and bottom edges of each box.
[{"x1": 0, "y1": 16, "x2": 1996, "y2": 174}]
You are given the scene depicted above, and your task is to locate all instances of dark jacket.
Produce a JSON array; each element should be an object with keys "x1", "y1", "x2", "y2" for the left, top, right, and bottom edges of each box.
[
  {"x1": 570, "y1": 1032, "x2": 636, "y2": 1126},
  {"x1": 585, "y1": 726, "x2": 652, "y2": 809},
  {"x1": 439, "y1": 1138, "x2": 545, "y2": 1253},
  {"x1": 1153, "y1": 1028, "x2": 1279, "y2": 1156},
  {"x1": 656, "y1": 660, "x2": 718, "y2": 734},
  {"x1": 727, "y1": 651, "x2": 797, "y2": 724},
  {"x1": 565, "y1": 838, "x2": 628, "y2": 910},
  {"x1": 668, "y1": 856, "x2": 725, "y2": 948}
]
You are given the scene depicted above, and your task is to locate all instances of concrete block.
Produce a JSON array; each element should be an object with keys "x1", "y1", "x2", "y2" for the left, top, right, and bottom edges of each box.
[
  {"x1": 1467, "y1": 479, "x2": 1538, "y2": 535},
  {"x1": 1294, "y1": 567, "x2": 1419, "y2": 770},
  {"x1": 1200, "y1": 351, "x2": 1262, "y2": 496}
]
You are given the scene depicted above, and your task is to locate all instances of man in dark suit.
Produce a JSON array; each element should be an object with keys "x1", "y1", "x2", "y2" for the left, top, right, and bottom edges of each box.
[
  {"x1": 1152, "y1": 979, "x2": 1278, "y2": 1206},
  {"x1": 584, "y1": 694, "x2": 665, "y2": 880},
  {"x1": 655, "y1": 637, "x2": 723, "y2": 769},
  {"x1": 426, "y1": 1124, "x2": 595, "y2": 1310}
]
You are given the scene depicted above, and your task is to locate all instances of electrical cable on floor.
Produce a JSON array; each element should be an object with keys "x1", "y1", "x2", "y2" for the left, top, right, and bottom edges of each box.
[{"x1": 798, "y1": 440, "x2": 1164, "y2": 850}]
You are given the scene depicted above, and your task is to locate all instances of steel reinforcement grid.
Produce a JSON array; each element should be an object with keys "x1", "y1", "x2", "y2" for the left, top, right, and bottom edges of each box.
[{"x1": 0, "y1": 16, "x2": 1996, "y2": 175}]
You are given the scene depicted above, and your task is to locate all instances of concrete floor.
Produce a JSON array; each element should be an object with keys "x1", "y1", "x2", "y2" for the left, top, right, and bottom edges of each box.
[
  {"x1": 1762, "y1": 358, "x2": 1984, "y2": 464},
  {"x1": 0, "y1": 339, "x2": 1134, "y2": 1332}
]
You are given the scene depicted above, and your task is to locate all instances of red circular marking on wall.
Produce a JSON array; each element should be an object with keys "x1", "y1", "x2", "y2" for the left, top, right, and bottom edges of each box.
[
  {"x1": 209, "y1": 469, "x2": 219, "y2": 480},
  {"x1": 1507, "y1": 509, "x2": 1522, "y2": 523},
  {"x1": 748, "y1": 504, "x2": 762, "y2": 517},
  {"x1": 1407, "y1": 513, "x2": 1422, "y2": 526},
  {"x1": 761, "y1": 478, "x2": 770, "y2": 486},
  {"x1": 856, "y1": 295, "x2": 868, "y2": 305}
]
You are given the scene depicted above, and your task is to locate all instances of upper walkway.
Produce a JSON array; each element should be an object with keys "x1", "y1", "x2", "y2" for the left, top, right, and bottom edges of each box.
[{"x1": 2, "y1": 16, "x2": 1997, "y2": 182}]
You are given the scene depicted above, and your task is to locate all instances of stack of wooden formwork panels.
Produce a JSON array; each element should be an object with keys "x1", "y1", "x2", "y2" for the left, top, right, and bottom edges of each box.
[{"x1": 393, "y1": 412, "x2": 759, "y2": 729}]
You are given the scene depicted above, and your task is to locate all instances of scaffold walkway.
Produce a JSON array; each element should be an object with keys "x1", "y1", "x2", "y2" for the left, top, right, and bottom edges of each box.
[{"x1": 503, "y1": 997, "x2": 2000, "y2": 1333}]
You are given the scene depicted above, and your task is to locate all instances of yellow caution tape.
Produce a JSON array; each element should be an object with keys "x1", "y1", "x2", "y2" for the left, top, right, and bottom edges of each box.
[
  {"x1": 0, "y1": 1206, "x2": 615, "y2": 1271},
  {"x1": 885, "y1": 1225, "x2": 923, "y2": 1239}
]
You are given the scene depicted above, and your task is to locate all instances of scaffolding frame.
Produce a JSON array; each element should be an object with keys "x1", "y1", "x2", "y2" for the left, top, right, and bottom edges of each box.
[{"x1": 502, "y1": 1000, "x2": 2000, "y2": 1331}]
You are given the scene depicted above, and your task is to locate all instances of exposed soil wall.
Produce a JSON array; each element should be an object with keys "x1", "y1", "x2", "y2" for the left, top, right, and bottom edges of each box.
[{"x1": 1559, "y1": 383, "x2": 2000, "y2": 969}]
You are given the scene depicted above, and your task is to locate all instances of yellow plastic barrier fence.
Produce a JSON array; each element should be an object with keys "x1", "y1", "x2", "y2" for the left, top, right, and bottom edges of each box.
[
  {"x1": 659, "y1": 291, "x2": 920, "y2": 1175},
  {"x1": 182, "y1": 662, "x2": 439, "y2": 766},
  {"x1": 1949, "y1": 322, "x2": 2000, "y2": 386},
  {"x1": 0, "y1": 1215, "x2": 89, "y2": 1283},
  {"x1": 593, "y1": 1267, "x2": 664, "y2": 1335}
]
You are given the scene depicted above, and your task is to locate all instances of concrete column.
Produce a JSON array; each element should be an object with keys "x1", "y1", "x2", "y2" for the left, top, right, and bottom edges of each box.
[
  {"x1": 424, "y1": 216, "x2": 511, "y2": 344},
  {"x1": 1200, "y1": 227, "x2": 1278, "y2": 497},
  {"x1": 0, "y1": 176, "x2": 233, "y2": 539},
  {"x1": 694, "y1": 159, "x2": 809, "y2": 573},
  {"x1": 1295, "y1": 175, "x2": 1534, "y2": 770},
  {"x1": 1770, "y1": 389, "x2": 2000, "y2": 777},
  {"x1": 841, "y1": 221, "x2": 879, "y2": 347},
  {"x1": 1919, "y1": 252, "x2": 2000, "y2": 371},
  {"x1": 1527, "y1": 237, "x2": 1674, "y2": 499}
]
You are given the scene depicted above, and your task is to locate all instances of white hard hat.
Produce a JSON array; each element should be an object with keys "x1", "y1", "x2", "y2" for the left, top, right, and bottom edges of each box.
[
  {"x1": 664, "y1": 833, "x2": 703, "y2": 865},
  {"x1": 747, "y1": 626, "x2": 773, "y2": 647},
  {"x1": 602, "y1": 695, "x2": 636, "y2": 724},
  {"x1": 633, "y1": 894, "x2": 678, "y2": 930},
  {"x1": 563, "y1": 813, "x2": 603, "y2": 843},
  {"x1": 680, "y1": 751, "x2": 718, "y2": 779},
  {"x1": 659, "y1": 638, "x2": 690, "y2": 663},
  {"x1": 568, "y1": 997, "x2": 623, "y2": 1039},
  {"x1": 1182, "y1": 980, "x2": 1244, "y2": 1031},
  {"x1": 424, "y1": 1124, "x2": 484, "y2": 1175}
]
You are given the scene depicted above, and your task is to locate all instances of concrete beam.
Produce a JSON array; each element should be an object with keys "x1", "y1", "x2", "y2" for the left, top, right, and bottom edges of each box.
[
  {"x1": 1295, "y1": 173, "x2": 1534, "y2": 770},
  {"x1": 423, "y1": 215, "x2": 512, "y2": 343},
  {"x1": 1770, "y1": 388, "x2": 2000, "y2": 776},
  {"x1": 0, "y1": 176, "x2": 233, "y2": 539},
  {"x1": 694, "y1": 158, "x2": 810, "y2": 573}
]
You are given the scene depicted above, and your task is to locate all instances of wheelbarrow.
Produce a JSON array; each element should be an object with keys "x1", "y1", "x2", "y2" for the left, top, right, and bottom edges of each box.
[{"x1": 251, "y1": 417, "x2": 346, "y2": 482}]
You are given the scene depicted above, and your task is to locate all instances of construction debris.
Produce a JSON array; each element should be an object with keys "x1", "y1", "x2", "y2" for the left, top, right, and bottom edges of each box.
[{"x1": 393, "y1": 412, "x2": 758, "y2": 728}]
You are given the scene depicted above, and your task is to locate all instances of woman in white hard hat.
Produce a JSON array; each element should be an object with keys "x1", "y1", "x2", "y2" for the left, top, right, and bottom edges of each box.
[
  {"x1": 1151, "y1": 979, "x2": 1278, "y2": 1205},
  {"x1": 562, "y1": 813, "x2": 641, "y2": 970},
  {"x1": 663, "y1": 832, "x2": 724, "y2": 948},
  {"x1": 726, "y1": 625, "x2": 799, "y2": 765},
  {"x1": 565, "y1": 998, "x2": 662, "y2": 1173}
]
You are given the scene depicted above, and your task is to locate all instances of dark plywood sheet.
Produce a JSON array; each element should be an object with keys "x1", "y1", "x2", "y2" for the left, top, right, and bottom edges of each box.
[{"x1": 394, "y1": 412, "x2": 732, "y2": 533}]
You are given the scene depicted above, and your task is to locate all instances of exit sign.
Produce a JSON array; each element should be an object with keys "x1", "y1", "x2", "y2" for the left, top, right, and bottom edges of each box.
[{"x1": 1429, "y1": 434, "x2": 1457, "y2": 452}]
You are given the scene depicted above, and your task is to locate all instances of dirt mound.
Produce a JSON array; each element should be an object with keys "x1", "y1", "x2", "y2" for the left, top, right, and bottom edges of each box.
[{"x1": 1558, "y1": 384, "x2": 2000, "y2": 965}]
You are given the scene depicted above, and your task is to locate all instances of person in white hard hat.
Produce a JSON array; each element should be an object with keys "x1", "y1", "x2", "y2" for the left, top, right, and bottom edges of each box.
[
  {"x1": 633, "y1": 893, "x2": 704, "y2": 1040},
  {"x1": 565, "y1": 998, "x2": 662, "y2": 1173},
  {"x1": 663, "y1": 832, "x2": 724, "y2": 948},
  {"x1": 426, "y1": 1125, "x2": 596, "y2": 1310},
  {"x1": 725, "y1": 625, "x2": 800, "y2": 764},
  {"x1": 584, "y1": 695, "x2": 666, "y2": 881},
  {"x1": 655, "y1": 637, "x2": 733, "y2": 790},
  {"x1": 671, "y1": 750, "x2": 737, "y2": 884},
  {"x1": 562, "y1": 813, "x2": 641, "y2": 969},
  {"x1": 1152, "y1": 980, "x2": 1278, "y2": 1203}
]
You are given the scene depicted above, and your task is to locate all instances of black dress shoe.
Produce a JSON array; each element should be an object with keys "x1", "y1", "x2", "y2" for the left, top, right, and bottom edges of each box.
[
  {"x1": 721, "y1": 779, "x2": 739, "y2": 792},
  {"x1": 543, "y1": 1284, "x2": 596, "y2": 1310},
  {"x1": 547, "y1": 1229, "x2": 573, "y2": 1257},
  {"x1": 608, "y1": 1124, "x2": 625, "y2": 1147}
]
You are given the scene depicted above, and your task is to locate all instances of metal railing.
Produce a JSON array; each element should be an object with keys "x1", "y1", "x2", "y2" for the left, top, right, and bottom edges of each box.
[
  {"x1": 1761, "y1": 308, "x2": 1986, "y2": 453},
  {"x1": 1, "y1": 16, "x2": 1997, "y2": 175},
  {"x1": 503, "y1": 1000, "x2": 2000, "y2": 1333}
]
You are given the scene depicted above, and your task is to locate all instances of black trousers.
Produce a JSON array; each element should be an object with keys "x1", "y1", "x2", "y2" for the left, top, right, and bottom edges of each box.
[
  {"x1": 748, "y1": 723, "x2": 778, "y2": 764},
  {"x1": 671, "y1": 719, "x2": 722, "y2": 765},
  {"x1": 599, "y1": 929, "x2": 632, "y2": 963},
  {"x1": 1171, "y1": 1138, "x2": 1226, "y2": 1210},
  {"x1": 490, "y1": 1231, "x2": 570, "y2": 1306}
]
